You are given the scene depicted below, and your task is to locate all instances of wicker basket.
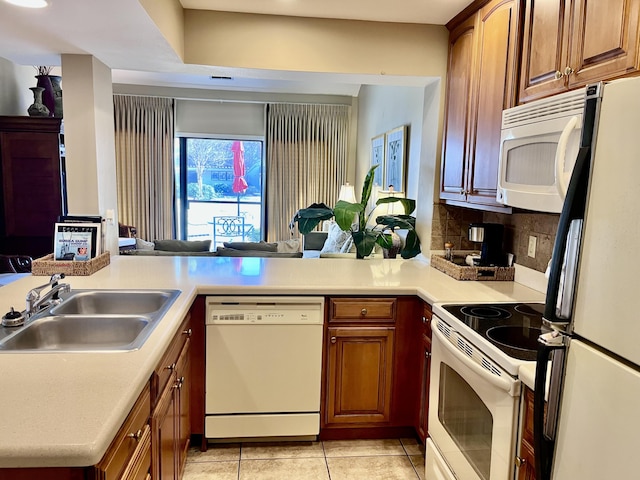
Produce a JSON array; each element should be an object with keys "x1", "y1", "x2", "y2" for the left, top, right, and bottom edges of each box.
[
  {"x1": 430, "y1": 254, "x2": 514, "y2": 281},
  {"x1": 32, "y1": 252, "x2": 111, "y2": 276}
]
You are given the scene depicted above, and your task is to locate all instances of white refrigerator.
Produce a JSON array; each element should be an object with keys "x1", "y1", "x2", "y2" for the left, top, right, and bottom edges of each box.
[{"x1": 535, "y1": 77, "x2": 640, "y2": 480}]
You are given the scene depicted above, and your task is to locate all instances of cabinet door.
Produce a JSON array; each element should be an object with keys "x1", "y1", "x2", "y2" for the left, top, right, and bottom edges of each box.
[
  {"x1": 568, "y1": 0, "x2": 640, "y2": 86},
  {"x1": 517, "y1": 387, "x2": 537, "y2": 480},
  {"x1": 152, "y1": 378, "x2": 177, "y2": 480},
  {"x1": 326, "y1": 327, "x2": 395, "y2": 425},
  {"x1": 417, "y1": 333, "x2": 432, "y2": 442},
  {"x1": 519, "y1": 0, "x2": 572, "y2": 103},
  {"x1": 467, "y1": 0, "x2": 520, "y2": 207},
  {"x1": 175, "y1": 338, "x2": 191, "y2": 478},
  {"x1": 440, "y1": 14, "x2": 477, "y2": 202}
]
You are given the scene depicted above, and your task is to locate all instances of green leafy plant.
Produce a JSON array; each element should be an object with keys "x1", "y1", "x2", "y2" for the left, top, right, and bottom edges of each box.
[{"x1": 290, "y1": 165, "x2": 421, "y2": 259}]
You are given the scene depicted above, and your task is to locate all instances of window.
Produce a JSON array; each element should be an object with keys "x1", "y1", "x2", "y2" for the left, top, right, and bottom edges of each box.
[{"x1": 175, "y1": 137, "x2": 264, "y2": 249}]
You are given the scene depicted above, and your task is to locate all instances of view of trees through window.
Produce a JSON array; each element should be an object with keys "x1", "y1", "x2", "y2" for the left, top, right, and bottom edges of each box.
[{"x1": 176, "y1": 138, "x2": 264, "y2": 248}]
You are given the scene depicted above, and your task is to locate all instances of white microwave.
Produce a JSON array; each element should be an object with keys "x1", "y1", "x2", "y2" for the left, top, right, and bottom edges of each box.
[{"x1": 496, "y1": 88, "x2": 586, "y2": 213}]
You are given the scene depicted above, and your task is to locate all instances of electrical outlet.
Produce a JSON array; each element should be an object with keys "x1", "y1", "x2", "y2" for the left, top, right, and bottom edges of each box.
[{"x1": 528, "y1": 236, "x2": 537, "y2": 258}]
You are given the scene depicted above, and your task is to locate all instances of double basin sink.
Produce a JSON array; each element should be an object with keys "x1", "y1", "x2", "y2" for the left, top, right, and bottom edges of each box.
[{"x1": 0, "y1": 289, "x2": 180, "y2": 353}]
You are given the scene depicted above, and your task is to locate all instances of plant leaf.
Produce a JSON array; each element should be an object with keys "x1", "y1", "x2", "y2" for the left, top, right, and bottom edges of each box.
[
  {"x1": 290, "y1": 203, "x2": 334, "y2": 234},
  {"x1": 376, "y1": 214, "x2": 416, "y2": 230},
  {"x1": 352, "y1": 230, "x2": 378, "y2": 258},
  {"x1": 376, "y1": 197, "x2": 415, "y2": 215},
  {"x1": 400, "y1": 229, "x2": 421, "y2": 259},
  {"x1": 376, "y1": 233, "x2": 394, "y2": 249},
  {"x1": 333, "y1": 200, "x2": 364, "y2": 231}
]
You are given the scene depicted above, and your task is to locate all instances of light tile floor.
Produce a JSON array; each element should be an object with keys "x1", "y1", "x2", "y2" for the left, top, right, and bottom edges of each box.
[{"x1": 184, "y1": 438, "x2": 426, "y2": 480}]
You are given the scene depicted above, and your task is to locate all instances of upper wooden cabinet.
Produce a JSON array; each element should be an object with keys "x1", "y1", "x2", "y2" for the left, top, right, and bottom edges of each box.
[
  {"x1": 519, "y1": 0, "x2": 640, "y2": 103},
  {"x1": 440, "y1": 0, "x2": 519, "y2": 211}
]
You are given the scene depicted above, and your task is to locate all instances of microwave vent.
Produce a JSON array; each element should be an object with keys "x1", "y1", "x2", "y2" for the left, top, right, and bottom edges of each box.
[{"x1": 502, "y1": 88, "x2": 586, "y2": 129}]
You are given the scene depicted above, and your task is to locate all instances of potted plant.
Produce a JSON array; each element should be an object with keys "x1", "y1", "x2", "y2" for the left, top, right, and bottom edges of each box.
[{"x1": 290, "y1": 165, "x2": 421, "y2": 259}]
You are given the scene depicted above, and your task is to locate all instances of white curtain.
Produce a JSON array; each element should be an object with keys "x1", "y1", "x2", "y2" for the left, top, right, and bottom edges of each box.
[
  {"x1": 113, "y1": 95, "x2": 174, "y2": 242},
  {"x1": 266, "y1": 103, "x2": 351, "y2": 242}
]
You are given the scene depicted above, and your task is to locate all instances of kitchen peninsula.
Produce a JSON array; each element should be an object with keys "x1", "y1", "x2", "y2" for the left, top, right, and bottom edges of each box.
[{"x1": 0, "y1": 255, "x2": 544, "y2": 475}]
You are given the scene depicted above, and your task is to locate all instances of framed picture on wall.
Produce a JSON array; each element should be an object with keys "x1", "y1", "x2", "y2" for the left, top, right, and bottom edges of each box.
[
  {"x1": 384, "y1": 125, "x2": 407, "y2": 192},
  {"x1": 370, "y1": 134, "x2": 385, "y2": 188}
]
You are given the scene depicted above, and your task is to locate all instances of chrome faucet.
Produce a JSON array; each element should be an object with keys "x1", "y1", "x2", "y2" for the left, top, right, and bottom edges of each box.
[{"x1": 25, "y1": 274, "x2": 71, "y2": 319}]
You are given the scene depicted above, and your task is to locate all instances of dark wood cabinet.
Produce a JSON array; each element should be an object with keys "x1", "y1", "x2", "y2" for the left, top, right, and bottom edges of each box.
[
  {"x1": 416, "y1": 302, "x2": 433, "y2": 443},
  {"x1": 325, "y1": 325, "x2": 395, "y2": 425},
  {"x1": 519, "y1": 0, "x2": 640, "y2": 103},
  {"x1": 322, "y1": 297, "x2": 422, "y2": 440},
  {"x1": 516, "y1": 386, "x2": 537, "y2": 480},
  {"x1": 440, "y1": 0, "x2": 519, "y2": 211},
  {"x1": 151, "y1": 315, "x2": 192, "y2": 480},
  {"x1": 0, "y1": 116, "x2": 65, "y2": 258}
]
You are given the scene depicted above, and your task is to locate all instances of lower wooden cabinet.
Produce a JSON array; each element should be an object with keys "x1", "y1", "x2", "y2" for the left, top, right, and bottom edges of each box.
[
  {"x1": 416, "y1": 302, "x2": 433, "y2": 442},
  {"x1": 151, "y1": 315, "x2": 192, "y2": 480},
  {"x1": 325, "y1": 326, "x2": 395, "y2": 425},
  {"x1": 516, "y1": 387, "x2": 537, "y2": 480},
  {"x1": 94, "y1": 385, "x2": 151, "y2": 480}
]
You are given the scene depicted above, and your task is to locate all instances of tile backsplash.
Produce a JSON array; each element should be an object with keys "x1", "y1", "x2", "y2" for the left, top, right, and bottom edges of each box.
[{"x1": 431, "y1": 204, "x2": 560, "y2": 273}]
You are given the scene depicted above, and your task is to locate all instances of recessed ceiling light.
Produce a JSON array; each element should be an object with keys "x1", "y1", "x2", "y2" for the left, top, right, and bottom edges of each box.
[{"x1": 4, "y1": 0, "x2": 49, "y2": 8}]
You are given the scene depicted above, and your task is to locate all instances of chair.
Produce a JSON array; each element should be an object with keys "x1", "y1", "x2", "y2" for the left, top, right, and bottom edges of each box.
[
  {"x1": 0, "y1": 254, "x2": 33, "y2": 273},
  {"x1": 211, "y1": 216, "x2": 253, "y2": 247}
]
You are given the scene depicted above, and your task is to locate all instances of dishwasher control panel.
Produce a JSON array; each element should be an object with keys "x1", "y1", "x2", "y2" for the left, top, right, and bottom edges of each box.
[{"x1": 206, "y1": 296, "x2": 324, "y2": 325}]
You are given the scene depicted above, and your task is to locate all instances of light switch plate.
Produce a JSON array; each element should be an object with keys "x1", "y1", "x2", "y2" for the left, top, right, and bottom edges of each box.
[{"x1": 528, "y1": 236, "x2": 537, "y2": 258}]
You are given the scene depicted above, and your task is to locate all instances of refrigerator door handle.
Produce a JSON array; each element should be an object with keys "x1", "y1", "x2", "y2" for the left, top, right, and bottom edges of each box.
[
  {"x1": 544, "y1": 145, "x2": 591, "y2": 324},
  {"x1": 555, "y1": 219, "x2": 583, "y2": 320},
  {"x1": 535, "y1": 331, "x2": 567, "y2": 480},
  {"x1": 554, "y1": 115, "x2": 579, "y2": 200}
]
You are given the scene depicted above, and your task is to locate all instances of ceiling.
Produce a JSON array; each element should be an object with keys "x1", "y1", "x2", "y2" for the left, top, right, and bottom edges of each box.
[{"x1": 0, "y1": 0, "x2": 472, "y2": 96}]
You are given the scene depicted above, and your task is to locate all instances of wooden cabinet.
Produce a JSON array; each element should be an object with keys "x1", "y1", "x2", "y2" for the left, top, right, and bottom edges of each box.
[
  {"x1": 0, "y1": 116, "x2": 65, "y2": 258},
  {"x1": 94, "y1": 384, "x2": 151, "y2": 480},
  {"x1": 416, "y1": 302, "x2": 432, "y2": 443},
  {"x1": 516, "y1": 386, "x2": 537, "y2": 480},
  {"x1": 440, "y1": 0, "x2": 519, "y2": 211},
  {"x1": 151, "y1": 315, "x2": 192, "y2": 480},
  {"x1": 324, "y1": 298, "x2": 397, "y2": 428},
  {"x1": 323, "y1": 297, "x2": 423, "y2": 440},
  {"x1": 325, "y1": 326, "x2": 395, "y2": 425},
  {"x1": 519, "y1": 0, "x2": 640, "y2": 103}
]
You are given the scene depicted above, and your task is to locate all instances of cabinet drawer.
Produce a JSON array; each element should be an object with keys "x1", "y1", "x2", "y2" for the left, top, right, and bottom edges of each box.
[
  {"x1": 121, "y1": 424, "x2": 151, "y2": 480},
  {"x1": 329, "y1": 298, "x2": 396, "y2": 323},
  {"x1": 155, "y1": 314, "x2": 191, "y2": 398},
  {"x1": 95, "y1": 383, "x2": 151, "y2": 480}
]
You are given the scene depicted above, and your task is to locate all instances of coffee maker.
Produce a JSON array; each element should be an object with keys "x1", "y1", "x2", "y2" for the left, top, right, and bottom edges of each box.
[{"x1": 468, "y1": 223, "x2": 506, "y2": 266}]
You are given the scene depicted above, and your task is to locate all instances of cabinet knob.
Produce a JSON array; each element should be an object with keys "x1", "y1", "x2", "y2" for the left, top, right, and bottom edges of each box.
[
  {"x1": 165, "y1": 362, "x2": 176, "y2": 371},
  {"x1": 564, "y1": 66, "x2": 574, "y2": 76},
  {"x1": 331, "y1": 336, "x2": 337, "y2": 344},
  {"x1": 422, "y1": 316, "x2": 431, "y2": 324},
  {"x1": 174, "y1": 376, "x2": 185, "y2": 389},
  {"x1": 360, "y1": 308, "x2": 367, "y2": 316},
  {"x1": 127, "y1": 429, "x2": 143, "y2": 441},
  {"x1": 425, "y1": 351, "x2": 431, "y2": 358},
  {"x1": 554, "y1": 70, "x2": 564, "y2": 80},
  {"x1": 515, "y1": 456, "x2": 526, "y2": 467},
  {"x1": 182, "y1": 328, "x2": 192, "y2": 337}
]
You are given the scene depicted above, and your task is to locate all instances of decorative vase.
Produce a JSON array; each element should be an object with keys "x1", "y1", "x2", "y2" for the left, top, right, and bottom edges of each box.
[
  {"x1": 35, "y1": 75, "x2": 55, "y2": 117},
  {"x1": 48, "y1": 75, "x2": 63, "y2": 118},
  {"x1": 27, "y1": 87, "x2": 50, "y2": 117}
]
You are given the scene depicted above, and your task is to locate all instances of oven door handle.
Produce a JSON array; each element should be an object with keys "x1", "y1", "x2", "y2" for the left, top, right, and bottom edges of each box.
[{"x1": 433, "y1": 323, "x2": 517, "y2": 395}]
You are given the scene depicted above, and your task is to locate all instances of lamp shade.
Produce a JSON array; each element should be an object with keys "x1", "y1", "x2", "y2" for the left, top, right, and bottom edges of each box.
[{"x1": 338, "y1": 183, "x2": 357, "y2": 203}]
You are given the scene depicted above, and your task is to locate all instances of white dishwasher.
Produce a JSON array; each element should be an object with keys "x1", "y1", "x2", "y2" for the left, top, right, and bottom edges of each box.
[{"x1": 205, "y1": 296, "x2": 324, "y2": 439}]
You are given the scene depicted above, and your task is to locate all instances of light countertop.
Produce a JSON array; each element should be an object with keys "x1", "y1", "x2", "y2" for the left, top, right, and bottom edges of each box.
[{"x1": 0, "y1": 255, "x2": 545, "y2": 468}]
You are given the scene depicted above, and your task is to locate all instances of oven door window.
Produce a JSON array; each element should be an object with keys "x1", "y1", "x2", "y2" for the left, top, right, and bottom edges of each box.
[{"x1": 438, "y1": 363, "x2": 493, "y2": 480}]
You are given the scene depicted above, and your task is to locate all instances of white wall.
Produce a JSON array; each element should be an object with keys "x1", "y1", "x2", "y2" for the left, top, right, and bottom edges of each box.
[
  {"x1": 0, "y1": 58, "x2": 38, "y2": 115},
  {"x1": 355, "y1": 82, "x2": 443, "y2": 255}
]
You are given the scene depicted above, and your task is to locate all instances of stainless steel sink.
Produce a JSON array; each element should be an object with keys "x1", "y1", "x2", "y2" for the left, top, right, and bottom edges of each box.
[
  {"x1": 50, "y1": 289, "x2": 179, "y2": 316},
  {"x1": 0, "y1": 315, "x2": 150, "y2": 351},
  {"x1": 0, "y1": 289, "x2": 180, "y2": 352}
]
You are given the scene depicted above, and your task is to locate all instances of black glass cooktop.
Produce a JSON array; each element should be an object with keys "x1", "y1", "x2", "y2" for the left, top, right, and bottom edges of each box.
[{"x1": 442, "y1": 303, "x2": 545, "y2": 361}]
